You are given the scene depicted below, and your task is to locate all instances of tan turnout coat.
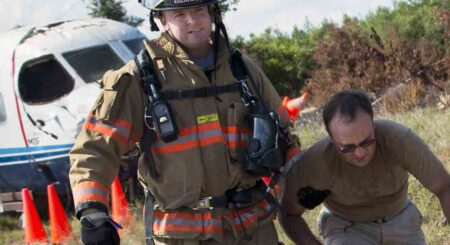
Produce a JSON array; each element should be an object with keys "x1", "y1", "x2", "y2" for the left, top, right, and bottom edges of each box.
[{"x1": 69, "y1": 33, "x2": 300, "y2": 241}]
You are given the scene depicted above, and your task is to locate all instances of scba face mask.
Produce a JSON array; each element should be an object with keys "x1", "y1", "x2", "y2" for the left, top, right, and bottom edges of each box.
[{"x1": 243, "y1": 106, "x2": 287, "y2": 177}]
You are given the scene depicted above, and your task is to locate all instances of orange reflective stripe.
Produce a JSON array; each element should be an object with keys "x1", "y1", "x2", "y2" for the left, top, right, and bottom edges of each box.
[
  {"x1": 84, "y1": 121, "x2": 127, "y2": 145},
  {"x1": 178, "y1": 121, "x2": 221, "y2": 136},
  {"x1": 228, "y1": 212, "x2": 258, "y2": 231},
  {"x1": 287, "y1": 147, "x2": 301, "y2": 161},
  {"x1": 114, "y1": 120, "x2": 132, "y2": 130},
  {"x1": 153, "y1": 122, "x2": 225, "y2": 154},
  {"x1": 75, "y1": 193, "x2": 109, "y2": 206},
  {"x1": 226, "y1": 199, "x2": 274, "y2": 231},
  {"x1": 153, "y1": 136, "x2": 225, "y2": 153},
  {"x1": 152, "y1": 199, "x2": 275, "y2": 237},
  {"x1": 222, "y1": 126, "x2": 249, "y2": 149},
  {"x1": 153, "y1": 223, "x2": 223, "y2": 235},
  {"x1": 153, "y1": 210, "x2": 223, "y2": 236},
  {"x1": 73, "y1": 181, "x2": 109, "y2": 207},
  {"x1": 221, "y1": 126, "x2": 250, "y2": 134},
  {"x1": 84, "y1": 114, "x2": 133, "y2": 146},
  {"x1": 129, "y1": 133, "x2": 140, "y2": 145},
  {"x1": 152, "y1": 123, "x2": 251, "y2": 154}
]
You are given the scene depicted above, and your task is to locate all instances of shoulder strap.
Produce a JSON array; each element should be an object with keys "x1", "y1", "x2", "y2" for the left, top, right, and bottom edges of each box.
[
  {"x1": 135, "y1": 48, "x2": 243, "y2": 101},
  {"x1": 229, "y1": 49, "x2": 268, "y2": 110},
  {"x1": 134, "y1": 49, "x2": 159, "y2": 176},
  {"x1": 158, "y1": 83, "x2": 242, "y2": 100},
  {"x1": 134, "y1": 49, "x2": 161, "y2": 95}
]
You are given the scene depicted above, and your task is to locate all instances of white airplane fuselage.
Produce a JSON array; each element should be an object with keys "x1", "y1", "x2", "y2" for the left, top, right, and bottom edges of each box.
[{"x1": 0, "y1": 18, "x2": 149, "y2": 201}]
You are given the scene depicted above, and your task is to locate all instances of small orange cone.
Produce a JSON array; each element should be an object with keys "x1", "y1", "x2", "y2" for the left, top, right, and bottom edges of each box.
[
  {"x1": 111, "y1": 177, "x2": 131, "y2": 229},
  {"x1": 48, "y1": 184, "x2": 72, "y2": 244},
  {"x1": 22, "y1": 188, "x2": 48, "y2": 244},
  {"x1": 282, "y1": 92, "x2": 309, "y2": 122}
]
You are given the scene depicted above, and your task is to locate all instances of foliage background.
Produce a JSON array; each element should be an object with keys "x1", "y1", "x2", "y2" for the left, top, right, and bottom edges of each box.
[{"x1": 233, "y1": 0, "x2": 449, "y2": 112}]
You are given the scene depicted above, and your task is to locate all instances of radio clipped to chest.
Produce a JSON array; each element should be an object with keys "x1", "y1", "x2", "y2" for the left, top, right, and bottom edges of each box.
[{"x1": 134, "y1": 50, "x2": 178, "y2": 143}]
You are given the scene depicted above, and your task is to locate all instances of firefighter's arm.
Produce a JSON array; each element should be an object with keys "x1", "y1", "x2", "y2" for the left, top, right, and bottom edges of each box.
[{"x1": 69, "y1": 62, "x2": 145, "y2": 218}]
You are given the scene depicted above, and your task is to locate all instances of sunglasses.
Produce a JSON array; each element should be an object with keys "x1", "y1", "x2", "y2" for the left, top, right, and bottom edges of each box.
[{"x1": 336, "y1": 137, "x2": 376, "y2": 154}]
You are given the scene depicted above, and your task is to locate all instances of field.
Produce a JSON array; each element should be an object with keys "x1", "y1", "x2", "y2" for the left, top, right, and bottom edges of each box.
[{"x1": 1, "y1": 106, "x2": 449, "y2": 244}]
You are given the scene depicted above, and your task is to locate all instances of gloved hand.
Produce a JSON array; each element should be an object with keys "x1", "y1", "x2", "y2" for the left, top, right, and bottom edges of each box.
[
  {"x1": 80, "y1": 211, "x2": 121, "y2": 245},
  {"x1": 297, "y1": 186, "x2": 330, "y2": 210}
]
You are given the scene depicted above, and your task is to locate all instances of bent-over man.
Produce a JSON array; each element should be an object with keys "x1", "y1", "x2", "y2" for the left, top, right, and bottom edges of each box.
[{"x1": 280, "y1": 89, "x2": 450, "y2": 245}]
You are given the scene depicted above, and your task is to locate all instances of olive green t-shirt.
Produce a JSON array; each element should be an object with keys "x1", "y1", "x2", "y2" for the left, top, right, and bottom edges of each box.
[{"x1": 284, "y1": 119, "x2": 447, "y2": 222}]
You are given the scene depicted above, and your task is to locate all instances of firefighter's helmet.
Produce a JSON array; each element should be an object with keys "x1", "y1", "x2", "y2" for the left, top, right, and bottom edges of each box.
[{"x1": 138, "y1": 0, "x2": 216, "y2": 11}]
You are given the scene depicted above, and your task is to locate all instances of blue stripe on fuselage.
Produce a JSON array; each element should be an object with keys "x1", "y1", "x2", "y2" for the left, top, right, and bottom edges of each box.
[
  {"x1": 0, "y1": 144, "x2": 73, "y2": 164},
  {"x1": 0, "y1": 144, "x2": 73, "y2": 154},
  {"x1": 0, "y1": 149, "x2": 71, "y2": 163}
]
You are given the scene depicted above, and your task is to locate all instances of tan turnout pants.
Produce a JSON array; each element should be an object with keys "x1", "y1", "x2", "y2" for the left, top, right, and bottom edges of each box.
[{"x1": 153, "y1": 220, "x2": 279, "y2": 245}]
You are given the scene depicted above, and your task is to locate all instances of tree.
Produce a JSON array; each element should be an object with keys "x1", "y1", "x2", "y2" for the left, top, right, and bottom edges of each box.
[
  {"x1": 218, "y1": 0, "x2": 240, "y2": 14},
  {"x1": 88, "y1": 0, "x2": 144, "y2": 27},
  {"x1": 87, "y1": 0, "x2": 239, "y2": 26},
  {"x1": 232, "y1": 27, "x2": 317, "y2": 97}
]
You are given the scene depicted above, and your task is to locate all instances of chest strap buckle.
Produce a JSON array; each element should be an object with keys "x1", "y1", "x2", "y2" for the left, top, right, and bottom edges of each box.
[{"x1": 192, "y1": 197, "x2": 214, "y2": 211}]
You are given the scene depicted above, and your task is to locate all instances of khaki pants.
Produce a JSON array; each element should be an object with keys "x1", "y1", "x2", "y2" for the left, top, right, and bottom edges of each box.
[
  {"x1": 318, "y1": 202, "x2": 426, "y2": 245},
  {"x1": 154, "y1": 220, "x2": 279, "y2": 245}
]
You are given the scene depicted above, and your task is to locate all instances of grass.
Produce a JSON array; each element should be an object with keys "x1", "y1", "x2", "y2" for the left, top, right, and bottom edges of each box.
[
  {"x1": 1, "y1": 106, "x2": 449, "y2": 244},
  {"x1": 385, "y1": 107, "x2": 450, "y2": 245}
]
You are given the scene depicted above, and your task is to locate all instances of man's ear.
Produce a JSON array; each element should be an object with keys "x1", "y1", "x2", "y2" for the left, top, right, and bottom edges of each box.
[{"x1": 156, "y1": 15, "x2": 168, "y2": 31}]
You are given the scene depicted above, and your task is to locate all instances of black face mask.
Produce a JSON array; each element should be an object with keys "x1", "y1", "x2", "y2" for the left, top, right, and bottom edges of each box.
[{"x1": 243, "y1": 106, "x2": 286, "y2": 177}]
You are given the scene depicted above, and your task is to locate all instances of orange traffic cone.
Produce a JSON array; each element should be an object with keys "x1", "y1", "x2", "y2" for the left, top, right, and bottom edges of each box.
[
  {"x1": 282, "y1": 92, "x2": 309, "y2": 122},
  {"x1": 47, "y1": 184, "x2": 72, "y2": 244},
  {"x1": 22, "y1": 188, "x2": 48, "y2": 244},
  {"x1": 111, "y1": 177, "x2": 131, "y2": 229}
]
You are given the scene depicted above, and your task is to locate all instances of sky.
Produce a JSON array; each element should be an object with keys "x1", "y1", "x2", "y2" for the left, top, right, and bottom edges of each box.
[{"x1": 1, "y1": 0, "x2": 395, "y2": 39}]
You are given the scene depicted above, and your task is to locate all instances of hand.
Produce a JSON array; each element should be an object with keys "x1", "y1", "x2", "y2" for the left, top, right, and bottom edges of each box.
[
  {"x1": 80, "y1": 211, "x2": 121, "y2": 245},
  {"x1": 297, "y1": 186, "x2": 330, "y2": 210}
]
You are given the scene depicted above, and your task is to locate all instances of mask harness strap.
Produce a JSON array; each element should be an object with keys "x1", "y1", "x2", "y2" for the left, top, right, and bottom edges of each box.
[
  {"x1": 134, "y1": 50, "x2": 163, "y2": 245},
  {"x1": 229, "y1": 49, "x2": 286, "y2": 204},
  {"x1": 212, "y1": 3, "x2": 230, "y2": 80},
  {"x1": 149, "y1": 10, "x2": 159, "y2": 32}
]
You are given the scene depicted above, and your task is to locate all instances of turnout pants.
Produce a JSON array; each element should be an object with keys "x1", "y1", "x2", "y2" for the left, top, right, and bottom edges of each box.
[{"x1": 153, "y1": 220, "x2": 279, "y2": 245}]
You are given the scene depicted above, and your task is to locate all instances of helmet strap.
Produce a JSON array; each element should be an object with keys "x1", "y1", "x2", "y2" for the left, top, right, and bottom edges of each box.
[
  {"x1": 150, "y1": 10, "x2": 160, "y2": 32},
  {"x1": 212, "y1": 3, "x2": 230, "y2": 80}
]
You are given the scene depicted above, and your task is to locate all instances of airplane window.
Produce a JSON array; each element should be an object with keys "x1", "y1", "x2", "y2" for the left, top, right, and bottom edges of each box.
[
  {"x1": 124, "y1": 38, "x2": 145, "y2": 55},
  {"x1": 18, "y1": 55, "x2": 74, "y2": 104},
  {"x1": 63, "y1": 45, "x2": 124, "y2": 83},
  {"x1": 0, "y1": 92, "x2": 6, "y2": 122}
]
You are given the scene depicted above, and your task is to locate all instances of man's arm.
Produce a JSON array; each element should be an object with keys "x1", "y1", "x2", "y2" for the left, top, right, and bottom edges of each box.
[
  {"x1": 392, "y1": 124, "x2": 450, "y2": 222},
  {"x1": 429, "y1": 172, "x2": 450, "y2": 221},
  {"x1": 279, "y1": 199, "x2": 322, "y2": 245}
]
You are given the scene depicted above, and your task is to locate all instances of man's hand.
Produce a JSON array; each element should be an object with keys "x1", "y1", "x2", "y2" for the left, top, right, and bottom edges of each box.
[
  {"x1": 297, "y1": 186, "x2": 330, "y2": 209},
  {"x1": 80, "y1": 211, "x2": 121, "y2": 245}
]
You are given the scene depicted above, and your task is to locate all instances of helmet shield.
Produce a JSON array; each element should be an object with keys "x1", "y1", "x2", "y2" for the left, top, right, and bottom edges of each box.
[{"x1": 139, "y1": 0, "x2": 216, "y2": 11}]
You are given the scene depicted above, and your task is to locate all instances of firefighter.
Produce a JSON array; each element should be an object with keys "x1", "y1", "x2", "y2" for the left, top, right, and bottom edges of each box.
[{"x1": 69, "y1": 0, "x2": 301, "y2": 244}]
